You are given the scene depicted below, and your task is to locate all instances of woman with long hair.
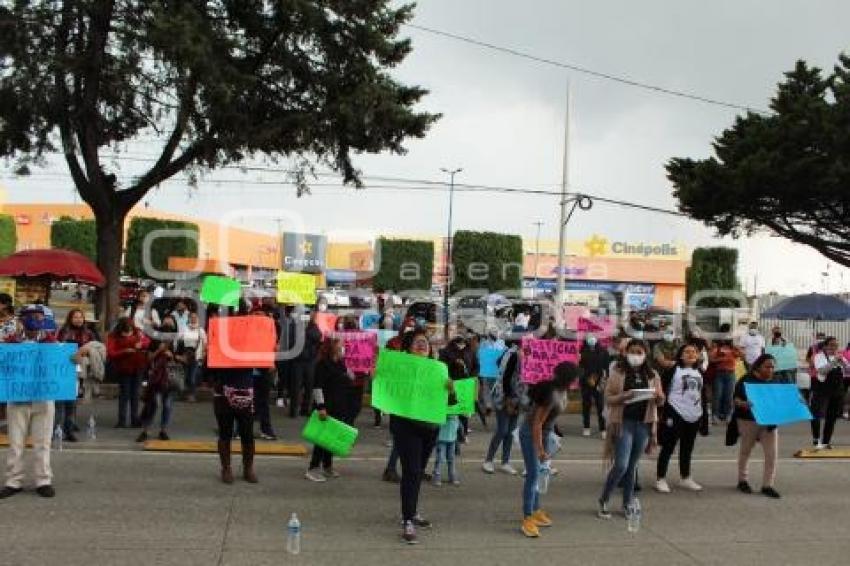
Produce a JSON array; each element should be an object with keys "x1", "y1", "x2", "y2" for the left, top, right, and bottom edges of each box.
[
  {"x1": 305, "y1": 337, "x2": 356, "y2": 482},
  {"x1": 518, "y1": 362, "x2": 578, "y2": 538},
  {"x1": 55, "y1": 309, "x2": 101, "y2": 441},
  {"x1": 136, "y1": 314, "x2": 182, "y2": 443},
  {"x1": 655, "y1": 343, "x2": 708, "y2": 493},
  {"x1": 598, "y1": 339, "x2": 664, "y2": 520},
  {"x1": 106, "y1": 317, "x2": 148, "y2": 428}
]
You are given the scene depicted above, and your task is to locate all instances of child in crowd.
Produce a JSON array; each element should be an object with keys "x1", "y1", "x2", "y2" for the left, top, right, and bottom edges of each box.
[{"x1": 432, "y1": 415, "x2": 460, "y2": 486}]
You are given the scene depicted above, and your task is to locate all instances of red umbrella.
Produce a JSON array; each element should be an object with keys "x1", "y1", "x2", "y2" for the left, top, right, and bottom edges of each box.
[{"x1": 0, "y1": 249, "x2": 106, "y2": 287}]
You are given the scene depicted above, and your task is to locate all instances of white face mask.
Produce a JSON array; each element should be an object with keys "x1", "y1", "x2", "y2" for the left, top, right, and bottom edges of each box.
[
  {"x1": 318, "y1": 304, "x2": 328, "y2": 312},
  {"x1": 748, "y1": 329, "x2": 758, "y2": 336},
  {"x1": 627, "y1": 353, "x2": 646, "y2": 368},
  {"x1": 586, "y1": 336, "x2": 598, "y2": 347},
  {"x1": 663, "y1": 333, "x2": 675, "y2": 342}
]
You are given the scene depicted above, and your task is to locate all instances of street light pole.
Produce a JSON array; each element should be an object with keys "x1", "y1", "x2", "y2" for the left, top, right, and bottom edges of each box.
[
  {"x1": 556, "y1": 85, "x2": 571, "y2": 324},
  {"x1": 533, "y1": 221, "x2": 543, "y2": 298},
  {"x1": 441, "y1": 167, "x2": 462, "y2": 340}
]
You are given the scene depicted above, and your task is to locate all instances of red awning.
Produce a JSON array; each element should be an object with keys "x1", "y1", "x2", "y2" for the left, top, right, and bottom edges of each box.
[{"x1": 0, "y1": 249, "x2": 106, "y2": 287}]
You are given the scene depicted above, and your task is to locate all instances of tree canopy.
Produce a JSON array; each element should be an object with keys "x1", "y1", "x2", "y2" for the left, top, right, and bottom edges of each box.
[
  {"x1": 0, "y1": 1, "x2": 438, "y2": 323},
  {"x1": 451, "y1": 231, "x2": 523, "y2": 293},
  {"x1": 667, "y1": 55, "x2": 850, "y2": 268}
]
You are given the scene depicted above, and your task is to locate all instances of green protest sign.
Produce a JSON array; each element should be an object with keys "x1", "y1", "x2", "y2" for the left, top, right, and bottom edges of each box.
[
  {"x1": 371, "y1": 349, "x2": 450, "y2": 425},
  {"x1": 200, "y1": 275, "x2": 241, "y2": 307},
  {"x1": 447, "y1": 378, "x2": 477, "y2": 416},
  {"x1": 301, "y1": 411, "x2": 359, "y2": 457}
]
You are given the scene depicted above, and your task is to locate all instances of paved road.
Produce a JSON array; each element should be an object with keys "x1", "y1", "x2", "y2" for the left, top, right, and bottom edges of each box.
[{"x1": 1, "y1": 400, "x2": 848, "y2": 566}]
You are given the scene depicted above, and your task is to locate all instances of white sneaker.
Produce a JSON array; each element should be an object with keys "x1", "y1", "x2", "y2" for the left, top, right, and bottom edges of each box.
[
  {"x1": 600, "y1": 431, "x2": 607, "y2": 440},
  {"x1": 305, "y1": 469, "x2": 327, "y2": 482},
  {"x1": 550, "y1": 468, "x2": 560, "y2": 476},
  {"x1": 679, "y1": 478, "x2": 703, "y2": 491},
  {"x1": 582, "y1": 428, "x2": 592, "y2": 437},
  {"x1": 482, "y1": 461, "x2": 495, "y2": 474},
  {"x1": 499, "y1": 463, "x2": 518, "y2": 475},
  {"x1": 655, "y1": 479, "x2": 672, "y2": 493},
  {"x1": 275, "y1": 398, "x2": 285, "y2": 408},
  {"x1": 815, "y1": 442, "x2": 828, "y2": 451}
]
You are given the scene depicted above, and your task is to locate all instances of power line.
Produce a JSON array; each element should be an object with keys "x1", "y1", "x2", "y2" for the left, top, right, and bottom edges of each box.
[
  {"x1": 406, "y1": 23, "x2": 768, "y2": 115},
  {"x1": 2, "y1": 171, "x2": 687, "y2": 217}
]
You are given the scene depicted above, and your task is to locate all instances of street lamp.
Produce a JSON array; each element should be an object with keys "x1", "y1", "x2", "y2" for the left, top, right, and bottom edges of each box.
[{"x1": 441, "y1": 167, "x2": 462, "y2": 340}]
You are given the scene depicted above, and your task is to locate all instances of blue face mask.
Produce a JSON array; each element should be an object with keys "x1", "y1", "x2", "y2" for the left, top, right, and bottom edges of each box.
[{"x1": 586, "y1": 336, "x2": 598, "y2": 347}]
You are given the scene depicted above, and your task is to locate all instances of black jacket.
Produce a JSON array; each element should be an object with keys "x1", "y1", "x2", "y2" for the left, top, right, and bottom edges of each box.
[{"x1": 313, "y1": 358, "x2": 351, "y2": 415}]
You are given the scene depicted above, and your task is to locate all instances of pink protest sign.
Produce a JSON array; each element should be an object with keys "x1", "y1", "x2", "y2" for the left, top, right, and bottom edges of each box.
[
  {"x1": 562, "y1": 306, "x2": 591, "y2": 330},
  {"x1": 576, "y1": 316, "x2": 617, "y2": 348},
  {"x1": 332, "y1": 332, "x2": 378, "y2": 374},
  {"x1": 521, "y1": 337, "x2": 580, "y2": 384}
]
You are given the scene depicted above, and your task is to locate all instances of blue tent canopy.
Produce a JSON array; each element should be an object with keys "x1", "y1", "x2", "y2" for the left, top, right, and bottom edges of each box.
[{"x1": 762, "y1": 293, "x2": 850, "y2": 321}]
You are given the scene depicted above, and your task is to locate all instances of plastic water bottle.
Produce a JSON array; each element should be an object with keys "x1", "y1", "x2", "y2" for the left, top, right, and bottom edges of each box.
[
  {"x1": 286, "y1": 513, "x2": 301, "y2": 555},
  {"x1": 87, "y1": 414, "x2": 97, "y2": 440},
  {"x1": 53, "y1": 424, "x2": 64, "y2": 451},
  {"x1": 537, "y1": 461, "x2": 551, "y2": 494},
  {"x1": 627, "y1": 498, "x2": 642, "y2": 533}
]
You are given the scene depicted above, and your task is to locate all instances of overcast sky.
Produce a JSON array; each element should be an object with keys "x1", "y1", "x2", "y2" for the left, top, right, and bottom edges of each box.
[{"x1": 3, "y1": 0, "x2": 850, "y2": 295}]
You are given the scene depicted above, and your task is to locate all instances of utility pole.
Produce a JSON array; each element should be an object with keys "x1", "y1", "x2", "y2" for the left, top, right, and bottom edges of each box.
[
  {"x1": 441, "y1": 167, "x2": 462, "y2": 340},
  {"x1": 273, "y1": 217, "x2": 285, "y2": 269},
  {"x1": 532, "y1": 221, "x2": 544, "y2": 298},
  {"x1": 555, "y1": 85, "x2": 572, "y2": 324}
]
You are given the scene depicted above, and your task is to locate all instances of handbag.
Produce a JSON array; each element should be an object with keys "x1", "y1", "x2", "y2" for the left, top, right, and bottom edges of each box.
[{"x1": 166, "y1": 361, "x2": 186, "y2": 393}]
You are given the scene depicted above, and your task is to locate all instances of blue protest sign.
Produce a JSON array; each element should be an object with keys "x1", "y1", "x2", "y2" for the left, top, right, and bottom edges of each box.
[
  {"x1": 477, "y1": 344, "x2": 506, "y2": 380},
  {"x1": 371, "y1": 329, "x2": 397, "y2": 348},
  {"x1": 0, "y1": 343, "x2": 78, "y2": 402},
  {"x1": 765, "y1": 345, "x2": 798, "y2": 372},
  {"x1": 744, "y1": 382, "x2": 812, "y2": 426}
]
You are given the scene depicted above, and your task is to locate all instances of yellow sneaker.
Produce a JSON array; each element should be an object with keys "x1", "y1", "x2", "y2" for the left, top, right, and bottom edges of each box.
[
  {"x1": 531, "y1": 509, "x2": 553, "y2": 527},
  {"x1": 521, "y1": 516, "x2": 540, "y2": 538}
]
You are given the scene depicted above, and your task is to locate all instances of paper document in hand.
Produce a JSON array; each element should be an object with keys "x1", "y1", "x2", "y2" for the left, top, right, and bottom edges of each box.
[{"x1": 624, "y1": 388, "x2": 655, "y2": 404}]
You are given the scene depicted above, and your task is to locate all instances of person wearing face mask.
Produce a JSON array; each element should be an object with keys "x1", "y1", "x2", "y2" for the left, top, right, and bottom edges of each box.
[
  {"x1": 733, "y1": 354, "x2": 781, "y2": 498},
  {"x1": 655, "y1": 343, "x2": 709, "y2": 494},
  {"x1": 598, "y1": 340, "x2": 665, "y2": 520},
  {"x1": 136, "y1": 315, "x2": 183, "y2": 443},
  {"x1": 739, "y1": 322, "x2": 766, "y2": 369},
  {"x1": 579, "y1": 334, "x2": 609, "y2": 438},
  {"x1": 305, "y1": 338, "x2": 356, "y2": 481},
  {"x1": 810, "y1": 337, "x2": 849, "y2": 450},
  {"x1": 519, "y1": 362, "x2": 578, "y2": 538},
  {"x1": 652, "y1": 329, "x2": 681, "y2": 373},
  {"x1": 709, "y1": 325, "x2": 739, "y2": 425}
]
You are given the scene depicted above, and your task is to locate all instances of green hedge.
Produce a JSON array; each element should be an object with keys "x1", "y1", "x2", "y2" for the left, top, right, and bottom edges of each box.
[
  {"x1": 451, "y1": 230, "x2": 523, "y2": 293},
  {"x1": 372, "y1": 238, "x2": 434, "y2": 292},
  {"x1": 686, "y1": 247, "x2": 741, "y2": 307},
  {"x1": 124, "y1": 217, "x2": 199, "y2": 279},
  {"x1": 0, "y1": 214, "x2": 15, "y2": 257},
  {"x1": 50, "y1": 216, "x2": 97, "y2": 261}
]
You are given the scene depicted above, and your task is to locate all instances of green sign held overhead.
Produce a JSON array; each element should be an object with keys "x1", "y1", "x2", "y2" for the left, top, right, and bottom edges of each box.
[
  {"x1": 371, "y1": 349, "x2": 450, "y2": 425},
  {"x1": 301, "y1": 411, "x2": 359, "y2": 458},
  {"x1": 200, "y1": 275, "x2": 242, "y2": 307},
  {"x1": 447, "y1": 378, "x2": 477, "y2": 417}
]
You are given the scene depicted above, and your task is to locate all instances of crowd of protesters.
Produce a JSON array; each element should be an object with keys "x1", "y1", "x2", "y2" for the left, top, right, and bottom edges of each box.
[{"x1": 1, "y1": 288, "x2": 848, "y2": 547}]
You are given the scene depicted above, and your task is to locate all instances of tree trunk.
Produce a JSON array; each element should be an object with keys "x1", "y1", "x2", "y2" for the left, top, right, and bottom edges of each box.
[{"x1": 94, "y1": 206, "x2": 127, "y2": 332}]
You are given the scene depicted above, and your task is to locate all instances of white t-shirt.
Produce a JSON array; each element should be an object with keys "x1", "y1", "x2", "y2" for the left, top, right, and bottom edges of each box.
[
  {"x1": 739, "y1": 333, "x2": 765, "y2": 365},
  {"x1": 667, "y1": 367, "x2": 703, "y2": 423}
]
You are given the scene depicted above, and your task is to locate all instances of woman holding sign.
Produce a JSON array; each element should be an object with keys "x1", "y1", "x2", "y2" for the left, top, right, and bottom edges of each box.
[
  {"x1": 392, "y1": 329, "x2": 453, "y2": 545},
  {"x1": 810, "y1": 337, "x2": 848, "y2": 450},
  {"x1": 518, "y1": 362, "x2": 577, "y2": 538},
  {"x1": 733, "y1": 354, "x2": 781, "y2": 498},
  {"x1": 598, "y1": 340, "x2": 664, "y2": 520},
  {"x1": 305, "y1": 338, "x2": 355, "y2": 482}
]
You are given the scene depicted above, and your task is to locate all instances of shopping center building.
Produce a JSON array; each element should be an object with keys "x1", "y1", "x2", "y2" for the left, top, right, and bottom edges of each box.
[{"x1": 2, "y1": 203, "x2": 688, "y2": 311}]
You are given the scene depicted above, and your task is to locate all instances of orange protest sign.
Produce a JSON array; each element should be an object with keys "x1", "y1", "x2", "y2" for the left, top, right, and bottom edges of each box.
[{"x1": 207, "y1": 315, "x2": 276, "y2": 368}]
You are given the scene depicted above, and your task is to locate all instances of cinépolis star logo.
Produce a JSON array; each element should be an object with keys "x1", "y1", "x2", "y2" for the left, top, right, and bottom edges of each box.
[{"x1": 583, "y1": 234, "x2": 609, "y2": 257}]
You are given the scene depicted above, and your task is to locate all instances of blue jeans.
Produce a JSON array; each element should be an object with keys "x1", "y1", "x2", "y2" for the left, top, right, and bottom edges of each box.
[
  {"x1": 600, "y1": 419, "x2": 650, "y2": 509},
  {"x1": 486, "y1": 409, "x2": 519, "y2": 464},
  {"x1": 141, "y1": 390, "x2": 174, "y2": 429},
  {"x1": 433, "y1": 441, "x2": 457, "y2": 481},
  {"x1": 713, "y1": 371, "x2": 736, "y2": 420},
  {"x1": 518, "y1": 421, "x2": 541, "y2": 517},
  {"x1": 186, "y1": 361, "x2": 200, "y2": 395}
]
